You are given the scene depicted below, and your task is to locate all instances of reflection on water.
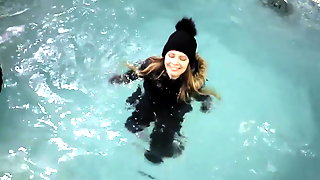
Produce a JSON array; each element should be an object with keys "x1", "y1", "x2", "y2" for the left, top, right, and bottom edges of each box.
[{"x1": 0, "y1": 0, "x2": 320, "y2": 179}]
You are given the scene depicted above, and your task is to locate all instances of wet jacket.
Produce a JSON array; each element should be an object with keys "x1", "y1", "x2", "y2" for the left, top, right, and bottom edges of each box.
[{"x1": 110, "y1": 54, "x2": 212, "y2": 163}]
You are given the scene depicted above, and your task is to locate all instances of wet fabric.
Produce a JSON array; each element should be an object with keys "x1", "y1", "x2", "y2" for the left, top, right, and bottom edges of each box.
[
  {"x1": 112, "y1": 57, "x2": 212, "y2": 163},
  {"x1": 120, "y1": 59, "x2": 194, "y2": 163},
  {"x1": 125, "y1": 70, "x2": 193, "y2": 163}
]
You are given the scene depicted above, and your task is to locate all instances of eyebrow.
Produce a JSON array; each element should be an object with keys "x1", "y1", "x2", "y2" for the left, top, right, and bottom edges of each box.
[{"x1": 169, "y1": 51, "x2": 187, "y2": 57}]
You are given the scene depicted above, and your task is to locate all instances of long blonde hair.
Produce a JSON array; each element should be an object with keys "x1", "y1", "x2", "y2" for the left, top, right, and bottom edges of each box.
[{"x1": 128, "y1": 54, "x2": 220, "y2": 102}]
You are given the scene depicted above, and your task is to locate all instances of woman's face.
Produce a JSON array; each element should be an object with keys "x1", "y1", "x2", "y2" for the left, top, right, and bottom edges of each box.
[{"x1": 164, "y1": 50, "x2": 189, "y2": 79}]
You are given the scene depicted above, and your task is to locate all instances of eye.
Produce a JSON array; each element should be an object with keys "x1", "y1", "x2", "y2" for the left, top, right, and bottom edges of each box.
[
  {"x1": 168, "y1": 53, "x2": 175, "y2": 58},
  {"x1": 180, "y1": 56, "x2": 188, "y2": 61}
]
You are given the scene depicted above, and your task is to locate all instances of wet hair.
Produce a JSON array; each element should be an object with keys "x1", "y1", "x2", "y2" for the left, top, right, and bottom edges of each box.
[{"x1": 128, "y1": 55, "x2": 220, "y2": 102}]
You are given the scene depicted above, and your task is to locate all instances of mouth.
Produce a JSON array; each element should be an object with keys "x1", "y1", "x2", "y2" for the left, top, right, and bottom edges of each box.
[
  {"x1": 170, "y1": 67, "x2": 179, "y2": 71},
  {"x1": 167, "y1": 64, "x2": 180, "y2": 71}
]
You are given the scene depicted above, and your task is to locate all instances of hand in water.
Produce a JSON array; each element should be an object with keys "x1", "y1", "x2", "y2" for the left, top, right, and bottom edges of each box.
[{"x1": 200, "y1": 96, "x2": 212, "y2": 113}]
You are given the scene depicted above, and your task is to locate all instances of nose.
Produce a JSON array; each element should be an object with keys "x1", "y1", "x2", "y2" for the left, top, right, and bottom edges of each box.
[{"x1": 170, "y1": 57, "x2": 179, "y2": 64}]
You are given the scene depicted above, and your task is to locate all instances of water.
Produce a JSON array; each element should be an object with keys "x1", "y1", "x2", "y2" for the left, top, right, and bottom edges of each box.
[{"x1": 1, "y1": 0, "x2": 320, "y2": 179}]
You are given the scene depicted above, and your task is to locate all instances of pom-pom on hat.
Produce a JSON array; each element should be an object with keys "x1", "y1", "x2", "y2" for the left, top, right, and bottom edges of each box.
[{"x1": 162, "y1": 17, "x2": 198, "y2": 71}]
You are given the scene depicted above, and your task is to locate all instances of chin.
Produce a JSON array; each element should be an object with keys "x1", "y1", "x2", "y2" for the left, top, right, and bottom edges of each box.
[{"x1": 168, "y1": 73, "x2": 181, "y2": 79}]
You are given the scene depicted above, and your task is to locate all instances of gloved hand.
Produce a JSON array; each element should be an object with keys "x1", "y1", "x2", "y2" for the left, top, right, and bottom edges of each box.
[
  {"x1": 200, "y1": 96, "x2": 212, "y2": 113},
  {"x1": 109, "y1": 70, "x2": 138, "y2": 84},
  {"x1": 108, "y1": 74, "x2": 130, "y2": 84},
  {"x1": 108, "y1": 75, "x2": 122, "y2": 84}
]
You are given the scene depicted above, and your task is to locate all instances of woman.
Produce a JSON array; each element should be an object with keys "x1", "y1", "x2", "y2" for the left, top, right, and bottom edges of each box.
[{"x1": 109, "y1": 17, "x2": 220, "y2": 163}]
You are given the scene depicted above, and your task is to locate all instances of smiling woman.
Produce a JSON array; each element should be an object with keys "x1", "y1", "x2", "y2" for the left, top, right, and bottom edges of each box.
[{"x1": 109, "y1": 17, "x2": 220, "y2": 163}]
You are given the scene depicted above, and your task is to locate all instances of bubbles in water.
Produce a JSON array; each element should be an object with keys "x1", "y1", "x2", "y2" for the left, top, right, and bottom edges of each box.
[
  {"x1": 49, "y1": 138, "x2": 74, "y2": 151},
  {"x1": 57, "y1": 27, "x2": 70, "y2": 34},
  {"x1": 73, "y1": 129, "x2": 96, "y2": 138},
  {"x1": 299, "y1": 144, "x2": 317, "y2": 158},
  {"x1": 257, "y1": 122, "x2": 276, "y2": 136},
  {"x1": 0, "y1": 173, "x2": 13, "y2": 180},
  {"x1": 124, "y1": 6, "x2": 136, "y2": 16},
  {"x1": 106, "y1": 130, "x2": 120, "y2": 140},
  {"x1": 43, "y1": 168, "x2": 57, "y2": 177},
  {"x1": 239, "y1": 120, "x2": 256, "y2": 134}
]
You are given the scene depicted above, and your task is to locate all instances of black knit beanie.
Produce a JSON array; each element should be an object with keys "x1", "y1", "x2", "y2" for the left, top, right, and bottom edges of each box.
[{"x1": 162, "y1": 17, "x2": 198, "y2": 71}]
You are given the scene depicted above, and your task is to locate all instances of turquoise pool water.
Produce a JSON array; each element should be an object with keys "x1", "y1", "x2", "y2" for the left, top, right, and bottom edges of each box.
[{"x1": 1, "y1": 0, "x2": 320, "y2": 179}]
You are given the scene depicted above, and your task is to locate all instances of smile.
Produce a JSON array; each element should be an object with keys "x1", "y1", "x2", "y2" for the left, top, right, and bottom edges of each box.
[{"x1": 168, "y1": 64, "x2": 180, "y2": 71}]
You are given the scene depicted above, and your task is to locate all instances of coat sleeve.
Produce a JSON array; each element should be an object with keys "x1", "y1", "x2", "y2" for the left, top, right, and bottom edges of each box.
[{"x1": 108, "y1": 59, "x2": 152, "y2": 84}]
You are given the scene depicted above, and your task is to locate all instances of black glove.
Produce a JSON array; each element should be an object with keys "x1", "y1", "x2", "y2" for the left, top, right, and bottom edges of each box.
[
  {"x1": 200, "y1": 96, "x2": 212, "y2": 113},
  {"x1": 108, "y1": 70, "x2": 138, "y2": 84},
  {"x1": 108, "y1": 74, "x2": 127, "y2": 84}
]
